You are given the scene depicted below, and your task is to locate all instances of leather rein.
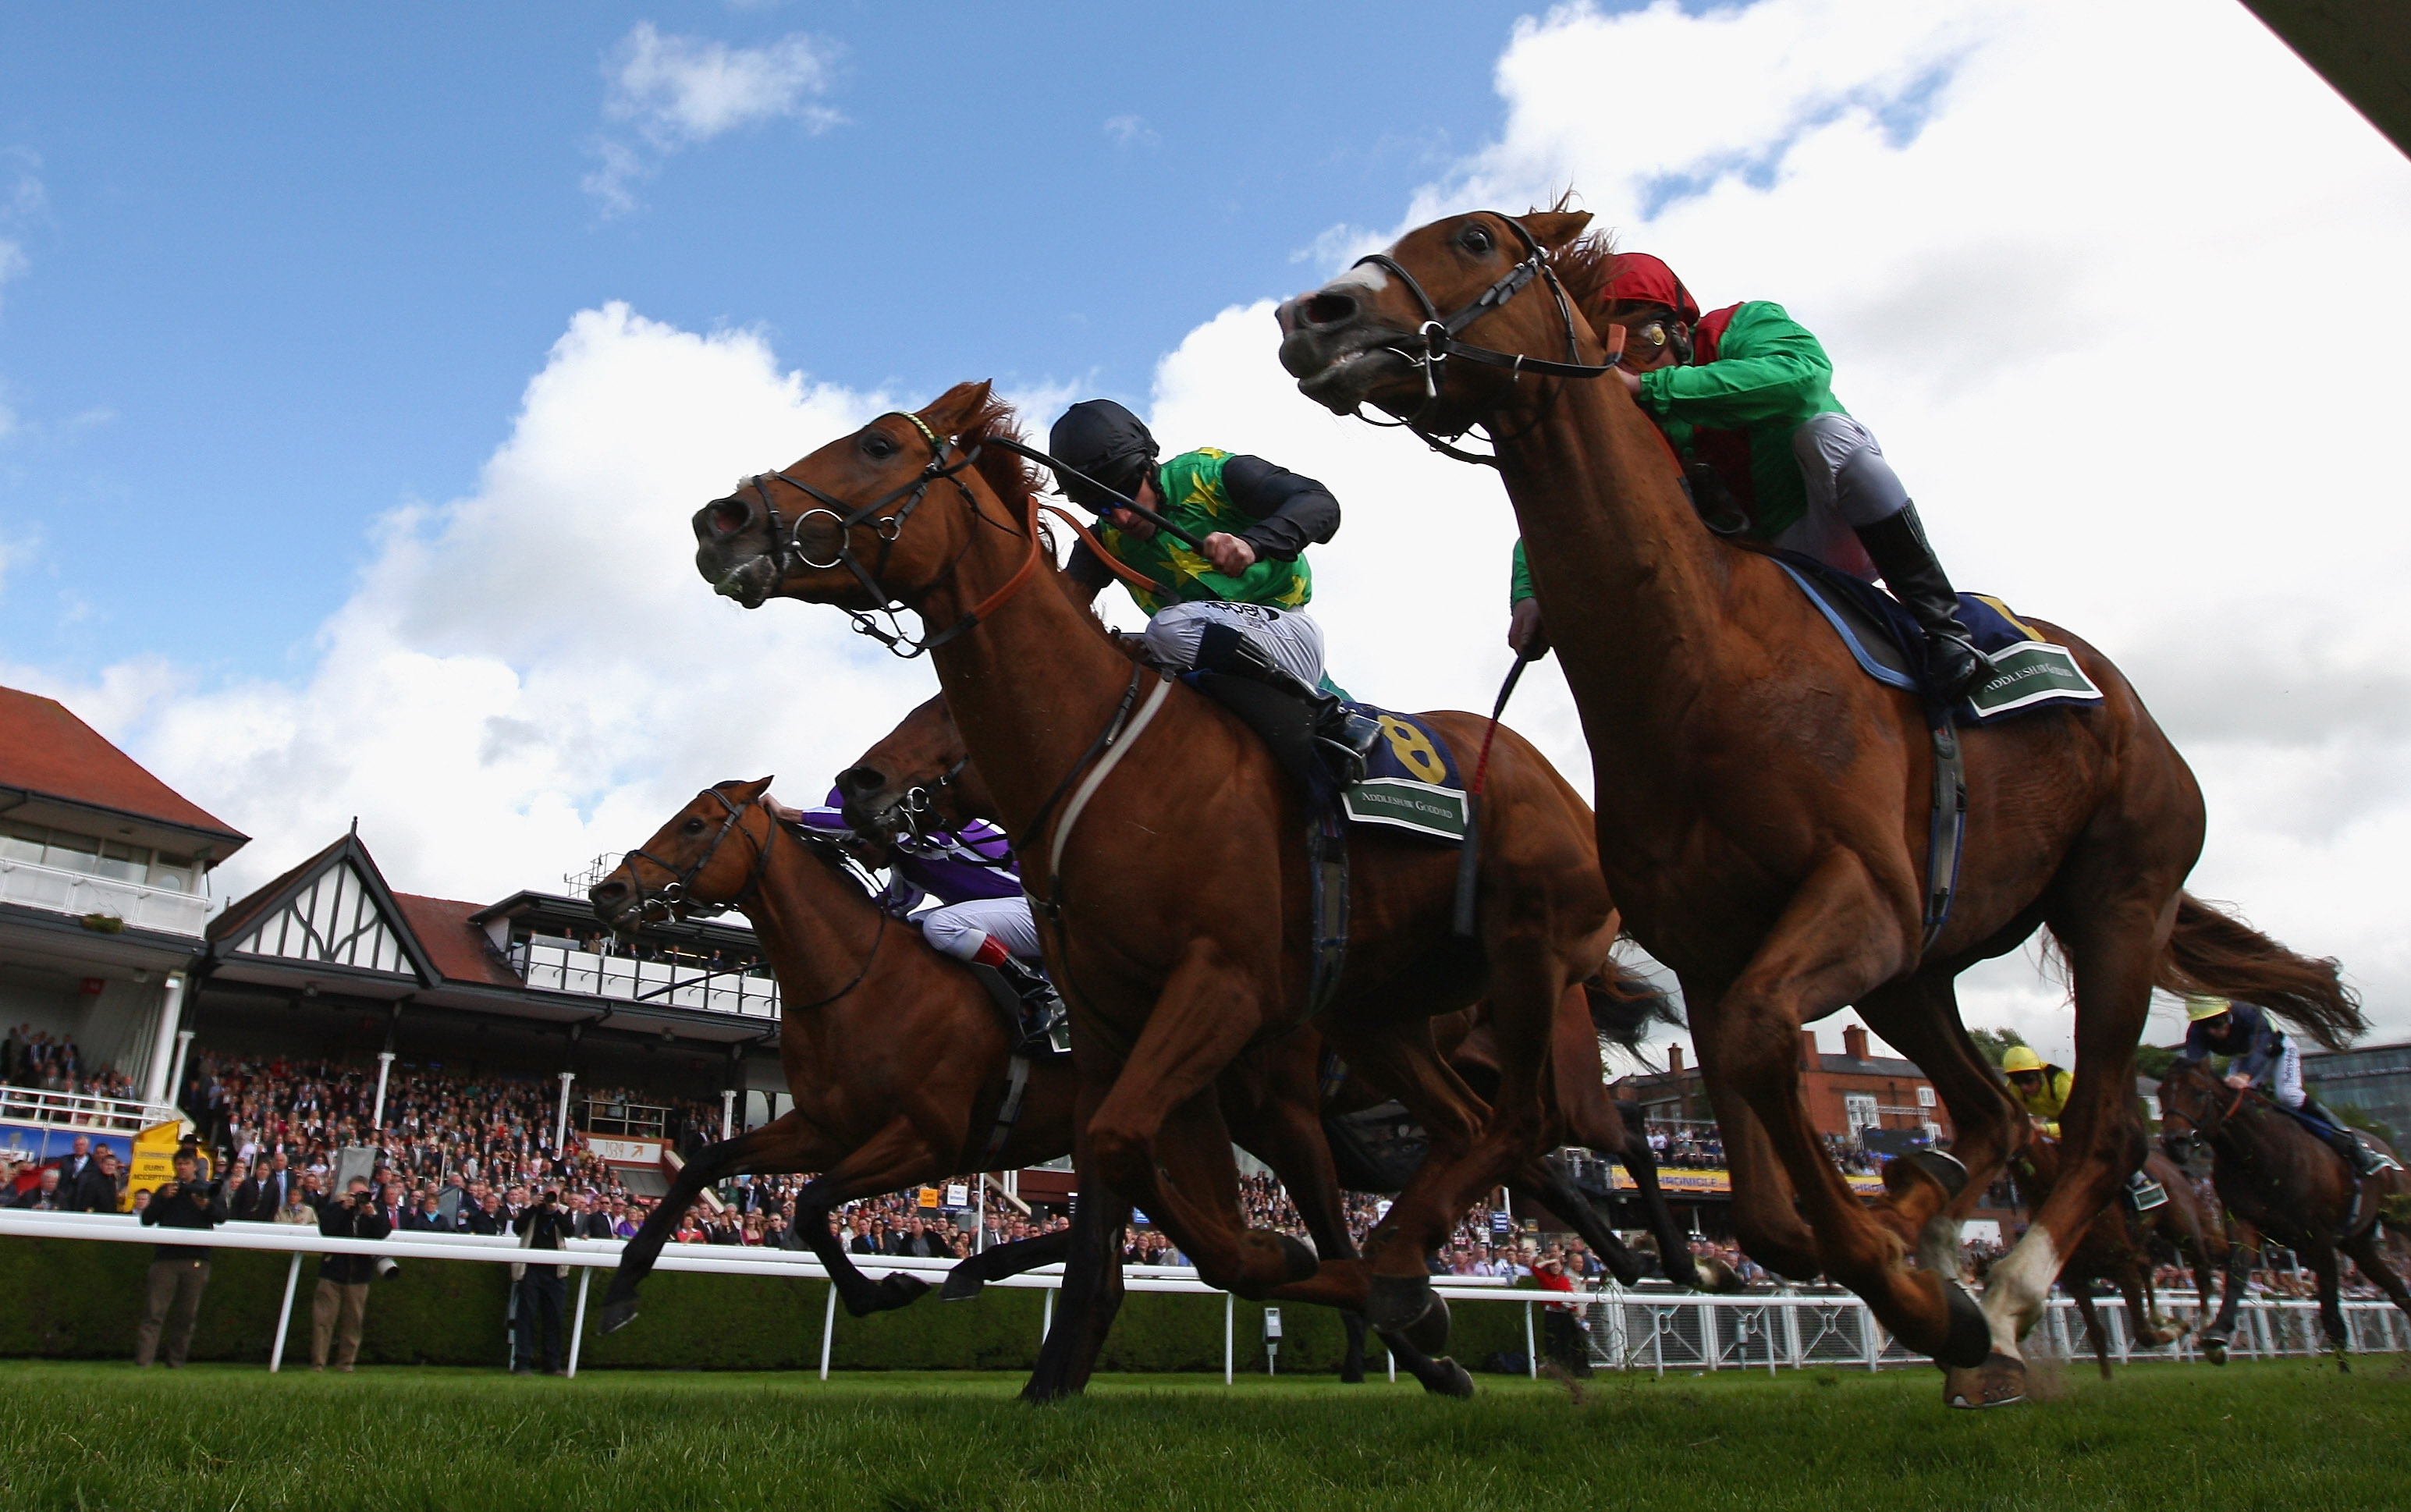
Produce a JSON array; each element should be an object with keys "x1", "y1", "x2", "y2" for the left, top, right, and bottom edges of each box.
[{"x1": 1348, "y1": 212, "x2": 1627, "y2": 467}]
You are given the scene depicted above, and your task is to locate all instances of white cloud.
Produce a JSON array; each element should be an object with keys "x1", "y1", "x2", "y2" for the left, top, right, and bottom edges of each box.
[
  {"x1": 23, "y1": 0, "x2": 2411, "y2": 1085},
  {"x1": 1103, "y1": 115, "x2": 1159, "y2": 150},
  {"x1": 585, "y1": 23, "x2": 840, "y2": 216}
]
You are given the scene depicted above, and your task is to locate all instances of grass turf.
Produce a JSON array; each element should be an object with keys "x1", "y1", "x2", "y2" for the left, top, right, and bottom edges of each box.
[{"x1": 0, "y1": 1357, "x2": 2402, "y2": 1510}]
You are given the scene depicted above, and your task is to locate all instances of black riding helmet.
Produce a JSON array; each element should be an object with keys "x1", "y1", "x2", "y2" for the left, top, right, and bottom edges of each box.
[{"x1": 1048, "y1": 399, "x2": 1159, "y2": 512}]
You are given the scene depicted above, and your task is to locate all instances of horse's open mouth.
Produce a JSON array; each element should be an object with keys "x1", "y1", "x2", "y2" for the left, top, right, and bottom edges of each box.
[
  {"x1": 1280, "y1": 332, "x2": 1408, "y2": 416},
  {"x1": 711, "y1": 552, "x2": 781, "y2": 609}
]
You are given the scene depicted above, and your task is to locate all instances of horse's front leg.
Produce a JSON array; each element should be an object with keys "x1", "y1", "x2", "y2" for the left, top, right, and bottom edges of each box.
[
  {"x1": 598, "y1": 1110, "x2": 835, "y2": 1333},
  {"x1": 2306, "y1": 1242, "x2": 2352, "y2": 1370},
  {"x1": 1857, "y1": 974, "x2": 2024, "y2": 1281},
  {"x1": 784, "y1": 1120, "x2": 964, "y2": 1316},
  {"x1": 2202, "y1": 1216, "x2": 2258, "y2": 1365},
  {"x1": 1680, "y1": 975, "x2": 1819, "y2": 1282}
]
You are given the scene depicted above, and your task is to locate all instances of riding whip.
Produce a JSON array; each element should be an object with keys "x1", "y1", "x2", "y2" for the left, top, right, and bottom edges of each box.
[{"x1": 1452, "y1": 649, "x2": 1536, "y2": 937}]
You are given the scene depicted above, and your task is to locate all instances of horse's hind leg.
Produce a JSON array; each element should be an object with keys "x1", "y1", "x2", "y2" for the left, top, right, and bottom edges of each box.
[
  {"x1": 1972, "y1": 882, "x2": 2171, "y2": 1404},
  {"x1": 939, "y1": 1228, "x2": 1074, "y2": 1302},
  {"x1": 1608, "y1": 1099, "x2": 1717, "y2": 1289},
  {"x1": 2307, "y1": 1243, "x2": 2352, "y2": 1371},
  {"x1": 1024, "y1": 1184, "x2": 1131, "y2": 1404},
  {"x1": 2203, "y1": 1219, "x2": 2257, "y2": 1365},
  {"x1": 1856, "y1": 974, "x2": 2022, "y2": 1282},
  {"x1": 598, "y1": 1110, "x2": 829, "y2": 1333},
  {"x1": 2068, "y1": 1286, "x2": 2111, "y2": 1380},
  {"x1": 2340, "y1": 1228, "x2": 2411, "y2": 1343}
]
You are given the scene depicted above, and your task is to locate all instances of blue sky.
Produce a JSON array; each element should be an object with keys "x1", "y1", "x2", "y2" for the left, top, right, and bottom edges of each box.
[{"x1": 0, "y1": 1, "x2": 1557, "y2": 681}]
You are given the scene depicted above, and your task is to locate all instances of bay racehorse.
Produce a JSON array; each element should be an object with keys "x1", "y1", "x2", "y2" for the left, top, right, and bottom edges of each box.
[
  {"x1": 587, "y1": 778, "x2": 1480, "y2": 1393},
  {"x1": 691, "y1": 388, "x2": 1629, "y2": 1398},
  {"x1": 2016, "y1": 1135, "x2": 2229, "y2": 1376},
  {"x1": 840, "y1": 690, "x2": 1724, "y2": 1295},
  {"x1": 2158, "y1": 1058, "x2": 2411, "y2": 1367},
  {"x1": 1274, "y1": 206, "x2": 2363, "y2": 1407}
]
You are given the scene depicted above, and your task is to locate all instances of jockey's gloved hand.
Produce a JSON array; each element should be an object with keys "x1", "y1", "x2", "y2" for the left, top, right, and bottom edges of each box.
[{"x1": 1508, "y1": 598, "x2": 1551, "y2": 659}]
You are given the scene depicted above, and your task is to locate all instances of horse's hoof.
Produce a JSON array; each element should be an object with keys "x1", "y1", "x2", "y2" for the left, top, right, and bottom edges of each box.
[
  {"x1": 938, "y1": 1269, "x2": 986, "y2": 1304},
  {"x1": 1692, "y1": 1255, "x2": 1743, "y2": 1293},
  {"x1": 1339, "y1": 1365, "x2": 1366, "y2": 1385},
  {"x1": 875, "y1": 1272, "x2": 932, "y2": 1310},
  {"x1": 597, "y1": 1298, "x2": 637, "y2": 1336},
  {"x1": 2201, "y1": 1336, "x2": 2228, "y2": 1366},
  {"x1": 1943, "y1": 1352, "x2": 2027, "y2": 1410},
  {"x1": 1365, "y1": 1273, "x2": 1436, "y2": 1334},
  {"x1": 1422, "y1": 1357, "x2": 1476, "y2": 1399},
  {"x1": 1939, "y1": 1280, "x2": 1993, "y2": 1370}
]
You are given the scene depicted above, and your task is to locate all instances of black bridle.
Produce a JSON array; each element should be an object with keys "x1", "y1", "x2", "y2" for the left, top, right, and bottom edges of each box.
[
  {"x1": 715, "y1": 411, "x2": 993, "y2": 658},
  {"x1": 621, "y1": 786, "x2": 780, "y2": 924},
  {"x1": 618, "y1": 786, "x2": 890, "y2": 1014},
  {"x1": 1348, "y1": 212, "x2": 1626, "y2": 467}
]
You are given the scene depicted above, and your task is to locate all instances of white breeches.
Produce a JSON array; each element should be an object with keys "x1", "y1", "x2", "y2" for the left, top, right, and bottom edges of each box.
[
  {"x1": 1142, "y1": 601, "x2": 1326, "y2": 687},
  {"x1": 918, "y1": 896, "x2": 1042, "y2": 964}
]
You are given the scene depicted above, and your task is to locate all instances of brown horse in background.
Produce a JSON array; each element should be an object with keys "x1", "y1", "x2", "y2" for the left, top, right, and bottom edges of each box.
[
  {"x1": 2017, "y1": 1137, "x2": 2229, "y2": 1377},
  {"x1": 840, "y1": 691, "x2": 1719, "y2": 1291},
  {"x1": 587, "y1": 779, "x2": 1476, "y2": 1393},
  {"x1": 2158, "y1": 1059, "x2": 2411, "y2": 1367},
  {"x1": 1276, "y1": 206, "x2": 2363, "y2": 1407},
  {"x1": 691, "y1": 385, "x2": 1628, "y2": 1399}
]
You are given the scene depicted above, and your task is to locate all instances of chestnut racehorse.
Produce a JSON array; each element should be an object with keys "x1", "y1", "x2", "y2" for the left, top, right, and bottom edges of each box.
[
  {"x1": 586, "y1": 779, "x2": 1475, "y2": 1393},
  {"x1": 691, "y1": 388, "x2": 1625, "y2": 1397},
  {"x1": 2158, "y1": 1058, "x2": 2411, "y2": 1368},
  {"x1": 840, "y1": 690, "x2": 1717, "y2": 1292},
  {"x1": 1276, "y1": 207, "x2": 2363, "y2": 1407}
]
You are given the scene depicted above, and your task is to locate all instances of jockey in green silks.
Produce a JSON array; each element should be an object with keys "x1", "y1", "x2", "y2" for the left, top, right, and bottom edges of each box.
[
  {"x1": 1047, "y1": 399, "x2": 1380, "y2": 778},
  {"x1": 1507, "y1": 253, "x2": 1990, "y2": 698}
]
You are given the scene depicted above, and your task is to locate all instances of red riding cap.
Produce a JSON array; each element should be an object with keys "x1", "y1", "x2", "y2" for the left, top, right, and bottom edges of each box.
[{"x1": 1601, "y1": 253, "x2": 1700, "y2": 327}]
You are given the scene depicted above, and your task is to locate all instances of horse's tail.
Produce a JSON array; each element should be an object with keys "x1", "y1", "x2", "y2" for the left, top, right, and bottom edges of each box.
[
  {"x1": 2157, "y1": 892, "x2": 2364, "y2": 1052},
  {"x1": 1583, "y1": 960, "x2": 1685, "y2": 1056}
]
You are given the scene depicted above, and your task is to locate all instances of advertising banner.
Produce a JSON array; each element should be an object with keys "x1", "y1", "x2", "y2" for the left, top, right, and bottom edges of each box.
[{"x1": 588, "y1": 1137, "x2": 663, "y2": 1166}]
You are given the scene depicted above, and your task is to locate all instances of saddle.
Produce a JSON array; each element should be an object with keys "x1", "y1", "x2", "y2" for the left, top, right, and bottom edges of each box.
[{"x1": 1769, "y1": 551, "x2": 2104, "y2": 722}]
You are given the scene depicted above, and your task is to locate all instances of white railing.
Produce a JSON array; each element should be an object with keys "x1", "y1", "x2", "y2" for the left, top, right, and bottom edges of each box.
[
  {"x1": 0, "y1": 857, "x2": 209, "y2": 936},
  {"x1": 510, "y1": 940, "x2": 779, "y2": 1018},
  {"x1": 6, "y1": 1206, "x2": 2404, "y2": 1383},
  {"x1": 0, "y1": 1082, "x2": 183, "y2": 1134},
  {"x1": 1582, "y1": 1285, "x2": 2411, "y2": 1375}
]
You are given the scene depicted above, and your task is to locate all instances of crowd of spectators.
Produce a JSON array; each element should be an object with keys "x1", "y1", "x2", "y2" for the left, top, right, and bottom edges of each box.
[{"x1": 1, "y1": 1027, "x2": 139, "y2": 1104}]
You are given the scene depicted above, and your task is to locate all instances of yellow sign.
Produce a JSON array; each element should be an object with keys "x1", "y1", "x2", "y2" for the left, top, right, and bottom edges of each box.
[
  {"x1": 127, "y1": 1120, "x2": 186, "y2": 1211},
  {"x1": 1603, "y1": 1166, "x2": 1888, "y2": 1198},
  {"x1": 917, "y1": 1187, "x2": 941, "y2": 1209}
]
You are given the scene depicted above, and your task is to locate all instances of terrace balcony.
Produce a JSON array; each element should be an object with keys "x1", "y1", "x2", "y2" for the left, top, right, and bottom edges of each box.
[
  {"x1": 509, "y1": 937, "x2": 780, "y2": 1020},
  {"x1": 0, "y1": 854, "x2": 211, "y2": 937}
]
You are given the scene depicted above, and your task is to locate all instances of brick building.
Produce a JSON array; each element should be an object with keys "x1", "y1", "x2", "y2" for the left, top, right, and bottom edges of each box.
[{"x1": 1617, "y1": 1024, "x2": 1949, "y2": 1146}]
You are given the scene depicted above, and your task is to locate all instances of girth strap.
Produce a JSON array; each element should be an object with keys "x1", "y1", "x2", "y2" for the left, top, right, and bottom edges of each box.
[
  {"x1": 980, "y1": 1054, "x2": 1032, "y2": 1168},
  {"x1": 1923, "y1": 721, "x2": 1968, "y2": 953}
]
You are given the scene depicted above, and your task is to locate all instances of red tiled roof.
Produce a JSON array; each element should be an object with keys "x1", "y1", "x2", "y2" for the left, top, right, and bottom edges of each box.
[
  {"x1": 392, "y1": 893, "x2": 521, "y2": 988},
  {"x1": 0, "y1": 685, "x2": 245, "y2": 842}
]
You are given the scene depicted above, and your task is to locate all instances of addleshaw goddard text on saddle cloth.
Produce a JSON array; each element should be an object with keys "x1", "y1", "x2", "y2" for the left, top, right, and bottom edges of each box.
[{"x1": 1340, "y1": 707, "x2": 1467, "y2": 845}]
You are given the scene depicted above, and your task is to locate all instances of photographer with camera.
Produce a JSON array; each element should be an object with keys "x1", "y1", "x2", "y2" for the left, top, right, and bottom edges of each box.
[
  {"x1": 510, "y1": 1187, "x2": 576, "y2": 1376},
  {"x1": 134, "y1": 1149, "x2": 225, "y2": 1368},
  {"x1": 311, "y1": 1175, "x2": 390, "y2": 1372}
]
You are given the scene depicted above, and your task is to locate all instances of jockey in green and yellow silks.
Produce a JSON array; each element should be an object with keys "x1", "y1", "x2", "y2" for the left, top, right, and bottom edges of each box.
[
  {"x1": 1506, "y1": 253, "x2": 1990, "y2": 698},
  {"x1": 1047, "y1": 399, "x2": 1379, "y2": 779}
]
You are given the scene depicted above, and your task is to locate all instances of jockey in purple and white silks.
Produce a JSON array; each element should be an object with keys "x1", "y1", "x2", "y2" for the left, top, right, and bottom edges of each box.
[{"x1": 781, "y1": 790, "x2": 1053, "y2": 1013}]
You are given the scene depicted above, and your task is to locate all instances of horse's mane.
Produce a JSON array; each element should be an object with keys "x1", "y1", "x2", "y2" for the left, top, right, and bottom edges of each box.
[
  {"x1": 1527, "y1": 191, "x2": 1624, "y2": 319},
  {"x1": 952, "y1": 392, "x2": 1048, "y2": 521}
]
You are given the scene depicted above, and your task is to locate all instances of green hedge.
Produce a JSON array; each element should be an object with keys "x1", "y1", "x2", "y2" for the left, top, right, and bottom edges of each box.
[{"x1": 2, "y1": 1238, "x2": 1533, "y2": 1373}]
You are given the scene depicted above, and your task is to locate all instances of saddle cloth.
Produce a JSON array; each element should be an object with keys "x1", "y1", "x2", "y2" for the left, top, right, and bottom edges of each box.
[
  {"x1": 1768, "y1": 551, "x2": 2104, "y2": 722},
  {"x1": 1339, "y1": 704, "x2": 1467, "y2": 845}
]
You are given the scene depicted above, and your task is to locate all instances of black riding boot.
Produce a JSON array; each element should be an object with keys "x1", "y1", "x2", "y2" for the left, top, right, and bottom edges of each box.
[
  {"x1": 994, "y1": 957, "x2": 1061, "y2": 1045},
  {"x1": 1195, "y1": 623, "x2": 1382, "y2": 785},
  {"x1": 1853, "y1": 503, "x2": 1990, "y2": 701}
]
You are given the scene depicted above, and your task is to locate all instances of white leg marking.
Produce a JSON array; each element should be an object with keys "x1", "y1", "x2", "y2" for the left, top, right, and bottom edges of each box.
[
  {"x1": 1980, "y1": 1228, "x2": 2061, "y2": 1359},
  {"x1": 1917, "y1": 1212, "x2": 1969, "y2": 1283}
]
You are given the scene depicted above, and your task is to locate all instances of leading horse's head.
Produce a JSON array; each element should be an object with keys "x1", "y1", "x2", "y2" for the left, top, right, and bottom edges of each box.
[
  {"x1": 589, "y1": 779, "x2": 778, "y2": 932},
  {"x1": 1275, "y1": 208, "x2": 1600, "y2": 435},
  {"x1": 689, "y1": 382, "x2": 1047, "y2": 640},
  {"x1": 833, "y1": 692, "x2": 997, "y2": 845}
]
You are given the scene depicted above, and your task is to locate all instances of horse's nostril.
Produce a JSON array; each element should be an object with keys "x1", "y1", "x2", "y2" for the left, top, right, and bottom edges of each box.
[
  {"x1": 1305, "y1": 292, "x2": 1358, "y2": 328},
  {"x1": 835, "y1": 765, "x2": 882, "y2": 798},
  {"x1": 711, "y1": 502, "x2": 748, "y2": 536}
]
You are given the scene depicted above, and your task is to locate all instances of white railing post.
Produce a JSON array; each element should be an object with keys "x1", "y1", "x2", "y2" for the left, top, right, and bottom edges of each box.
[
  {"x1": 140, "y1": 973, "x2": 186, "y2": 1106},
  {"x1": 819, "y1": 1283, "x2": 836, "y2": 1380},
  {"x1": 567, "y1": 1269, "x2": 590, "y2": 1379},
  {"x1": 554, "y1": 1072, "x2": 575, "y2": 1153},
  {"x1": 372, "y1": 1052, "x2": 396, "y2": 1131},
  {"x1": 719, "y1": 1088, "x2": 736, "y2": 1142},
  {"x1": 268, "y1": 1251, "x2": 302, "y2": 1372},
  {"x1": 1525, "y1": 1301, "x2": 1537, "y2": 1378},
  {"x1": 1224, "y1": 1292, "x2": 1234, "y2": 1384}
]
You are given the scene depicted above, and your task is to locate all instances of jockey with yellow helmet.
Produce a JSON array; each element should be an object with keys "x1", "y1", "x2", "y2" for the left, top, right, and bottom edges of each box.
[
  {"x1": 2000, "y1": 1045, "x2": 2072, "y2": 1138},
  {"x1": 2174, "y1": 996, "x2": 2391, "y2": 1177}
]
